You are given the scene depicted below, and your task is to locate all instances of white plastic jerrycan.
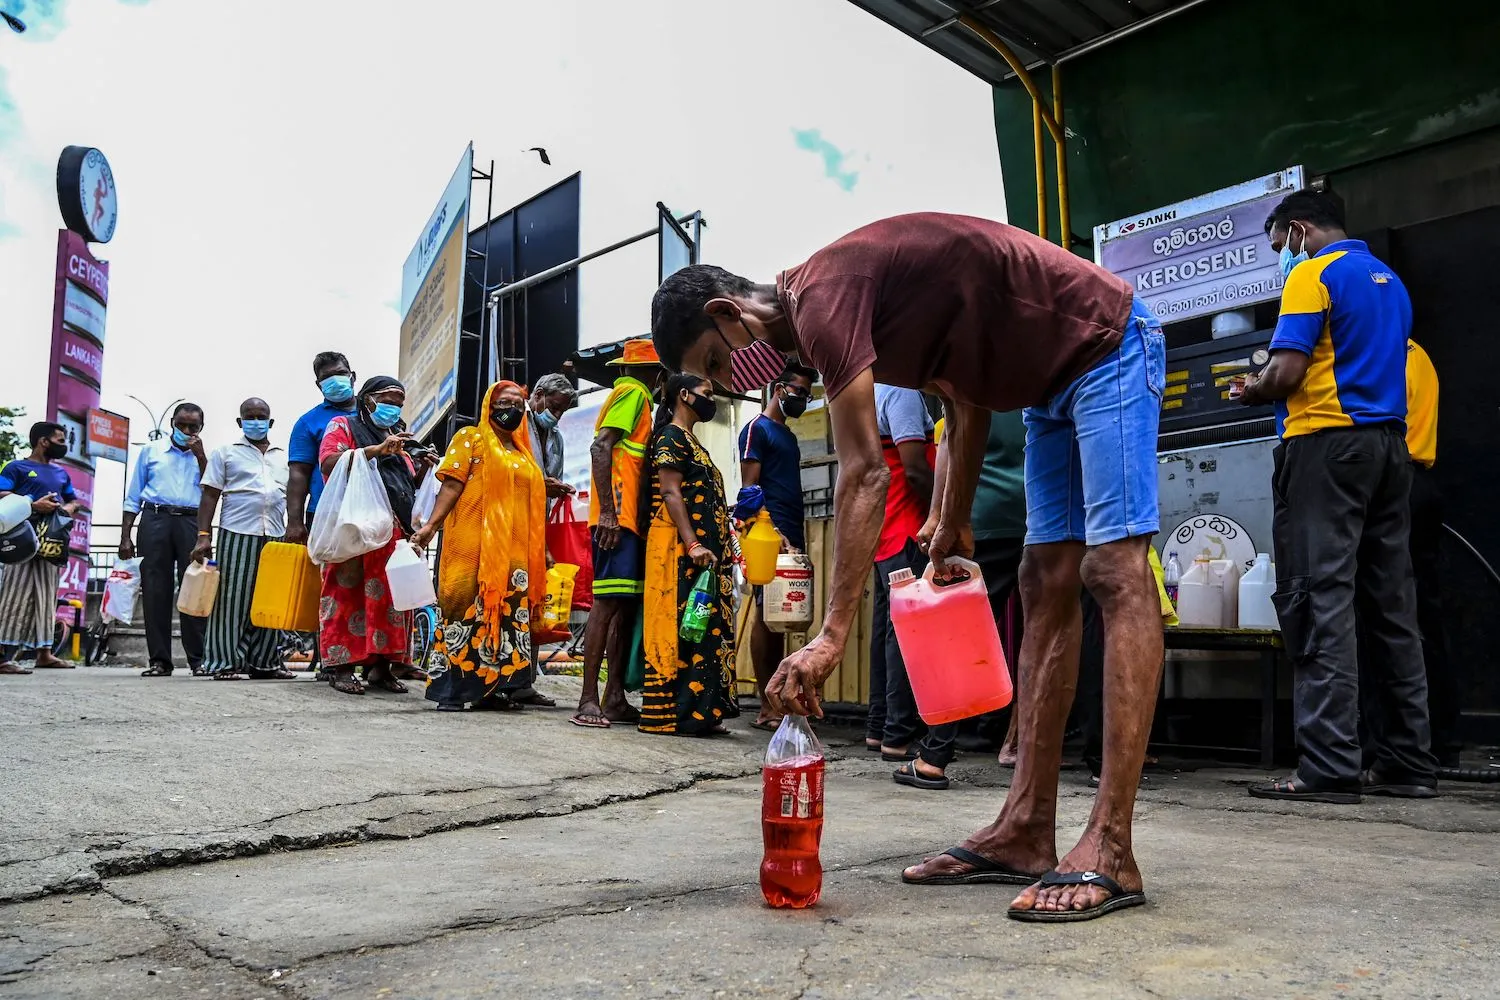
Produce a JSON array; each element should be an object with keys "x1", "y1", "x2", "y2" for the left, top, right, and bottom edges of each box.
[
  {"x1": 385, "y1": 540, "x2": 437, "y2": 612},
  {"x1": 1238, "y1": 553, "x2": 1279, "y2": 630},
  {"x1": 1174, "y1": 557, "x2": 1223, "y2": 628}
]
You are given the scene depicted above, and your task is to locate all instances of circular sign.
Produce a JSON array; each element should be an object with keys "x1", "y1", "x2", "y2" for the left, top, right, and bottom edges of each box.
[
  {"x1": 1163, "y1": 513, "x2": 1259, "y2": 574},
  {"x1": 56, "y1": 145, "x2": 118, "y2": 243}
]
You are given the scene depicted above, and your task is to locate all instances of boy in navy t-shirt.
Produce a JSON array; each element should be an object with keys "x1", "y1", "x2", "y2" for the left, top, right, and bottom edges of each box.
[{"x1": 736, "y1": 362, "x2": 817, "y2": 728}]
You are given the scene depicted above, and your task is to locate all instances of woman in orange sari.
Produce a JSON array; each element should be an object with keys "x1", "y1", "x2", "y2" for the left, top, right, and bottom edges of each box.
[{"x1": 409, "y1": 381, "x2": 548, "y2": 712}]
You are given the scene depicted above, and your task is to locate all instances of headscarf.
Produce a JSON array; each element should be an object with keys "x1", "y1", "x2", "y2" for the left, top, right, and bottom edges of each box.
[
  {"x1": 348, "y1": 375, "x2": 417, "y2": 533},
  {"x1": 474, "y1": 381, "x2": 548, "y2": 628}
]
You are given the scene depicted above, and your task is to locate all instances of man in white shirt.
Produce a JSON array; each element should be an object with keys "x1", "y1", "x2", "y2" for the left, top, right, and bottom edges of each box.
[{"x1": 191, "y1": 398, "x2": 289, "y2": 679}]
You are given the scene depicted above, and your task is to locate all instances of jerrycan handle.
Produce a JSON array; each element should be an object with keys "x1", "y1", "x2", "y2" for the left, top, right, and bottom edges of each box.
[{"x1": 922, "y1": 555, "x2": 982, "y2": 589}]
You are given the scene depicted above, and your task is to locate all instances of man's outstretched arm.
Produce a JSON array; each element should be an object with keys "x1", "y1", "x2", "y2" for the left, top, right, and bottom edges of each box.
[{"x1": 765, "y1": 367, "x2": 887, "y2": 717}]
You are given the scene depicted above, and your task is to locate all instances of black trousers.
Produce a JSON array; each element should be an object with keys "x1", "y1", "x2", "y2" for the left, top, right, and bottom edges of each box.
[
  {"x1": 139, "y1": 510, "x2": 207, "y2": 669},
  {"x1": 1360, "y1": 463, "x2": 1460, "y2": 766},
  {"x1": 868, "y1": 539, "x2": 928, "y2": 748},
  {"x1": 1272, "y1": 426, "x2": 1435, "y2": 788}
]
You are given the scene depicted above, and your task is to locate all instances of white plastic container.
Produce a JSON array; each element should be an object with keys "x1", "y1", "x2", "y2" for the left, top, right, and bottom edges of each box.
[
  {"x1": 1238, "y1": 553, "x2": 1280, "y2": 630},
  {"x1": 385, "y1": 540, "x2": 437, "y2": 612},
  {"x1": 1210, "y1": 559, "x2": 1242, "y2": 629},
  {"x1": 176, "y1": 560, "x2": 220, "y2": 617},
  {"x1": 763, "y1": 554, "x2": 815, "y2": 633},
  {"x1": 1175, "y1": 557, "x2": 1223, "y2": 628}
]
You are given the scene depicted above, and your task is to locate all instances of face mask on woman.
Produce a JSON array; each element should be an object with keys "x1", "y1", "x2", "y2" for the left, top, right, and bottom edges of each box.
[
  {"x1": 687, "y1": 391, "x2": 718, "y2": 423},
  {"x1": 492, "y1": 407, "x2": 524, "y2": 432},
  {"x1": 370, "y1": 402, "x2": 402, "y2": 428}
]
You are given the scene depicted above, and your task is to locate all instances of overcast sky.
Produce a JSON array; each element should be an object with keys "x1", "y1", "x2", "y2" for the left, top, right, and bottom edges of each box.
[{"x1": 1, "y1": 0, "x2": 1004, "y2": 511}]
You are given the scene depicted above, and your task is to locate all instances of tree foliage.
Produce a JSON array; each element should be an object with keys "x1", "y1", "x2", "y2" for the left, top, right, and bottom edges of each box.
[{"x1": 0, "y1": 406, "x2": 25, "y2": 464}]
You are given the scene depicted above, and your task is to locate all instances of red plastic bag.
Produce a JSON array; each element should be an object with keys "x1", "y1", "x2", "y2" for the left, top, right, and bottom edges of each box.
[{"x1": 546, "y1": 494, "x2": 593, "y2": 612}]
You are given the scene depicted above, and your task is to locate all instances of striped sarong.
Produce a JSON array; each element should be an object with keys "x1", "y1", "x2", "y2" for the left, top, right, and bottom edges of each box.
[
  {"x1": 203, "y1": 529, "x2": 279, "y2": 674},
  {"x1": 0, "y1": 556, "x2": 60, "y2": 651}
]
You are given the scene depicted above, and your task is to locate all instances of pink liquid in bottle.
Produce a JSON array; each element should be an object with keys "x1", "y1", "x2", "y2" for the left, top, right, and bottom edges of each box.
[{"x1": 760, "y1": 716, "x2": 824, "y2": 908}]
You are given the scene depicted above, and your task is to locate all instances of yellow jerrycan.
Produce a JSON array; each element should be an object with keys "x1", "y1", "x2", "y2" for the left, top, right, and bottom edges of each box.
[
  {"x1": 250, "y1": 541, "x2": 322, "y2": 632},
  {"x1": 742, "y1": 510, "x2": 782, "y2": 587}
]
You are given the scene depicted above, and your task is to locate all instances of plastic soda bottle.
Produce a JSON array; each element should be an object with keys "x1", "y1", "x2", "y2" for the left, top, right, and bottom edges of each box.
[
  {"x1": 1163, "y1": 551, "x2": 1182, "y2": 608},
  {"x1": 760, "y1": 715, "x2": 825, "y2": 908},
  {"x1": 679, "y1": 569, "x2": 714, "y2": 643}
]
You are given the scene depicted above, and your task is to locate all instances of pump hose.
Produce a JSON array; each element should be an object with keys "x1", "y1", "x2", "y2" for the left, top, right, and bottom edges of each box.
[{"x1": 1438, "y1": 766, "x2": 1500, "y2": 784}]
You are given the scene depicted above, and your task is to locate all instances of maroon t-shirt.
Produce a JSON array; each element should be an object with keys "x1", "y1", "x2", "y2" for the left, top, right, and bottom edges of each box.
[{"x1": 777, "y1": 213, "x2": 1133, "y2": 407}]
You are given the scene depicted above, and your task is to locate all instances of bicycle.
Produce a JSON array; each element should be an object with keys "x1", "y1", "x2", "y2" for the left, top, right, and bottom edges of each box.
[{"x1": 410, "y1": 604, "x2": 440, "y2": 673}]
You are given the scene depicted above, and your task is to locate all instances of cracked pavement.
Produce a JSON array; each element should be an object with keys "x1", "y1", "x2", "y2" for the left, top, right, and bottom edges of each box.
[{"x1": 2, "y1": 667, "x2": 1498, "y2": 998}]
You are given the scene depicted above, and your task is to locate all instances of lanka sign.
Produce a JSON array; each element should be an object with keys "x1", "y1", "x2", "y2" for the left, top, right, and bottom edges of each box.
[
  {"x1": 1095, "y1": 167, "x2": 1304, "y2": 324},
  {"x1": 399, "y1": 144, "x2": 472, "y2": 440}
]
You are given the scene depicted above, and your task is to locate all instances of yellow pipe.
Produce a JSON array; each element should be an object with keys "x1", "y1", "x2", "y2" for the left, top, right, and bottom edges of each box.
[
  {"x1": 958, "y1": 15, "x2": 1062, "y2": 142},
  {"x1": 1032, "y1": 101, "x2": 1047, "y2": 241},
  {"x1": 1053, "y1": 62, "x2": 1069, "y2": 250}
]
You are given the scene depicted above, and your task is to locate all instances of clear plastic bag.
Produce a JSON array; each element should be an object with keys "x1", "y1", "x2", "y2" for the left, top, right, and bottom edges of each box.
[
  {"x1": 411, "y1": 469, "x2": 440, "y2": 529},
  {"x1": 101, "y1": 557, "x2": 142, "y2": 624},
  {"x1": 307, "y1": 451, "x2": 394, "y2": 566}
]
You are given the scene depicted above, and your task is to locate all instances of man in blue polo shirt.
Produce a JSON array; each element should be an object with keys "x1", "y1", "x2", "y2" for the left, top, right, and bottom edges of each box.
[
  {"x1": 737, "y1": 361, "x2": 817, "y2": 728},
  {"x1": 284, "y1": 351, "x2": 357, "y2": 545},
  {"x1": 1238, "y1": 188, "x2": 1435, "y2": 803}
]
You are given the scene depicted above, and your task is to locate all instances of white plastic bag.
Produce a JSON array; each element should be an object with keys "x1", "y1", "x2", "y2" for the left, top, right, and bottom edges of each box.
[
  {"x1": 307, "y1": 450, "x2": 394, "y2": 566},
  {"x1": 101, "y1": 558, "x2": 142, "y2": 624},
  {"x1": 411, "y1": 468, "x2": 440, "y2": 529}
]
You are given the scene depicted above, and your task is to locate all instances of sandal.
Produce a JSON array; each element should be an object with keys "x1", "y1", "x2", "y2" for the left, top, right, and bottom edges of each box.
[
  {"x1": 367, "y1": 673, "x2": 408, "y2": 694},
  {"x1": 569, "y1": 711, "x2": 611, "y2": 729},
  {"x1": 471, "y1": 695, "x2": 522, "y2": 711},
  {"x1": 212, "y1": 671, "x2": 245, "y2": 681},
  {"x1": 1247, "y1": 774, "x2": 1360, "y2": 804},
  {"x1": 901, "y1": 847, "x2": 1043, "y2": 886},
  {"x1": 250, "y1": 668, "x2": 297, "y2": 680},
  {"x1": 1007, "y1": 870, "x2": 1147, "y2": 923},
  {"x1": 893, "y1": 760, "x2": 950, "y2": 790},
  {"x1": 390, "y1": 665, "x2": 429, "y2": 682},
  {"x1": 513, "y1": 690, "x2": 558, "y2": 708},
  {"x1": 0, "y1": 662, "x2": 34, "y2": 675},
  {"x1": 328, "y1": 672, "x2": 366, "y2": 695},
  {"x1": 140, "y1": 665, "x2": 173, "y2": 678}
]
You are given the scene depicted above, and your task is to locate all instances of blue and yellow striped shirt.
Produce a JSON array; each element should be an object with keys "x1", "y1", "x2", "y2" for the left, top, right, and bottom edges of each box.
[{"x1": 1270, "y1": 239, "x2": 1411, "y2": 440}]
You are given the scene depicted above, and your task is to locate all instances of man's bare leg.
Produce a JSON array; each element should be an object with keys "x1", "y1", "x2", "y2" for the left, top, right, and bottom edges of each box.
[
  {"x1": 601, "y1": 600, "x2": 638, "y2": 723},
  {"x1": 902, "y1": 541, "x2": 1085, "y2": 881},
  {"x1": 750, "y1": 614, "x2": 783, "y2": 726},
  {"x1": 574, "y1": 597, "x2": 624, "y2": 726},
  {"x1": 1010, "y1": 536, "x2": 1162, "y2": 913}
]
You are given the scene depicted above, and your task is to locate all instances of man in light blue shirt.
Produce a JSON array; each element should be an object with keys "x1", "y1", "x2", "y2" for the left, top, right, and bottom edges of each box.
[{"x1": 119, "y1": 402, "x2": 209, "y2": 676}]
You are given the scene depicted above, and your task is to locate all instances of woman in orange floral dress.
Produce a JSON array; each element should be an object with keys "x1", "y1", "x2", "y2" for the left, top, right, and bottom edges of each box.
[{"x1": 409, "y1": 381, "x2": 548, "y2": 712}]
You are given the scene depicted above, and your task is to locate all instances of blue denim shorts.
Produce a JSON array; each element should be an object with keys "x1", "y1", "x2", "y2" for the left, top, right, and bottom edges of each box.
[{"x1": 1022, "y1": 296, "x2": 1165, "y2": 546}]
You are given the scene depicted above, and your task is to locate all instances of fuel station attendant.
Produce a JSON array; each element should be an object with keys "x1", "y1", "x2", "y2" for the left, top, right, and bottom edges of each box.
[{"x1": 1239, "y1": 189, "x2": 1436, "y2": 802}]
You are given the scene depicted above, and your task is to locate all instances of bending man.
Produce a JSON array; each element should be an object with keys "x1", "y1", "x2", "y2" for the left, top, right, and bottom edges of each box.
[{"x1": 652, "y1": 212, "x2": 1164, "y2": 922}]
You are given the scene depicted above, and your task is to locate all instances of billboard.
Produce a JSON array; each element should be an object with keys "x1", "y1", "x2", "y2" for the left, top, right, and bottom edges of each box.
[
  {"x1": 46, "y1": 228, "x2": 110, "y2": 608},
  {"x1": 87, "y1": 408, "x2": 129, "y2": 464},
  {"x1": 1094, "y1": 167, "x2": 1304, "y2": 325},
  {"x1": 399, "y1": 144, "x2": 472, "y2": 440}
]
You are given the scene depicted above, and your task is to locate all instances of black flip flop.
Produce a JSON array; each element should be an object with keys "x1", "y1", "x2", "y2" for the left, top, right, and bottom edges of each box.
[
  {"x1": 901, "y1": 846, "x2": 1041, "y2": 886},
  {"x1": 1247, "y1": 775, "x2": 1360, "y2": 804},
  {"x1": 893, "y1": 761, "x2": 950, "y2": 791},
  {"x1": 1007, "y1": 870, "x2": 1147, "y2": 923}
]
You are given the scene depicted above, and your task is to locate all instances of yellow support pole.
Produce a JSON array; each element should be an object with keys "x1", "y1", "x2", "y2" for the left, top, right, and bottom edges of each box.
[
  {"x1": 1032, "y1": 101, "x2": 1047, "y2": 242},
  {"x1": 1053, "y1": 63, "x2": 1070, "y2": 250}
]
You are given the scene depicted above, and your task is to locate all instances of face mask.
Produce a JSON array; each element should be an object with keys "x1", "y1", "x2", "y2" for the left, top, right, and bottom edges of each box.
[
  {"x1": 320, "y1": 375, "x2": 355, "y2": 403},
  {"x1": 1278, "y1": 224, "x2": 1309, "y2": 279},
  {"x1": 687, "y1": 391, "x2": 718, "y2": 423},
  {"x1": 44, "y1": 442, "x2": 68, "y2": 460},
  {"x1": 370, "y1": 402, "x2": 402, "y2": 428},
  {"x1": 171, "y1": 428, "x2": 194, "y2": 448},
  {"x1": 533, "y1": 408, "x2": 559, "y2": 431},
  {"x1": 492, "y1": 407, "x2": 524, "y2": 432},
  {"x1": 241, "y1": 419, "x2": 270, "y2": 441},
  {"x1": 780, "y1": 390, "x2": 809, "y2": 419},
  {"x1": 719, "y1": 320, "x2": 788, "y2": 394}
]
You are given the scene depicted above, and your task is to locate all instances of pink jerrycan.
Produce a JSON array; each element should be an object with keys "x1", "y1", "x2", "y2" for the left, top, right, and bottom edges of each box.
[{"x1": 888, "y1": 556, "x2": 1012, "y2": 724}]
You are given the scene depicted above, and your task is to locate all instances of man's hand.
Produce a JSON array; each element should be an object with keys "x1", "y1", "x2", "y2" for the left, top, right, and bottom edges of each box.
[
  {"x1": 765, "y1": 634, "x2": 842, "y2": 718},
  {"x1": 118, "y1": 537, "x2": 135, "y2": 561},
  {"x1": 283, "y1": 520, "x2": 308, "y2": 546},
  {"x1": 187, "y1": 434, "x2": 206, "y2": 461},
  {"x1": 30, "y1": 494, "x2": 60, "y2": 516},
  {"x1": 924, "y1": 518, "x2": 975, "y2": 579},
  {"x1": 1233, "y1": 372, "x2": 1255, "y2": 404},
  {"x1": 544, "y1": 477, "x2": 575, "y2": 499},
  {"x1": 190, "y1": 536, "x2": 212, "y2": 564},
  {"x1": 595, "y1": 509, "x2": 621, "y2": 551}
]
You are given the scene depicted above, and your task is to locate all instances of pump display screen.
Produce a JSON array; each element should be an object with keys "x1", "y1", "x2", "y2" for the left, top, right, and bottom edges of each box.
[{"x1": 1159, "y1": 330, "x2": 1277, "y2": 434}]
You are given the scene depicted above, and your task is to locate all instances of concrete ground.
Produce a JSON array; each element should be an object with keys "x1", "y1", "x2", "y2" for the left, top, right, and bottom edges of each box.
[{"x1": 2, "y1": 667, "x2": 1497, "y2": 999}]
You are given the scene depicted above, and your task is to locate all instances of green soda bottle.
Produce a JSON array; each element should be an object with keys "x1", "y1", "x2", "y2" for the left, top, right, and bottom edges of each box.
[{"x1": 680, "y1": 569, "x2": 715, "y2": 643}]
